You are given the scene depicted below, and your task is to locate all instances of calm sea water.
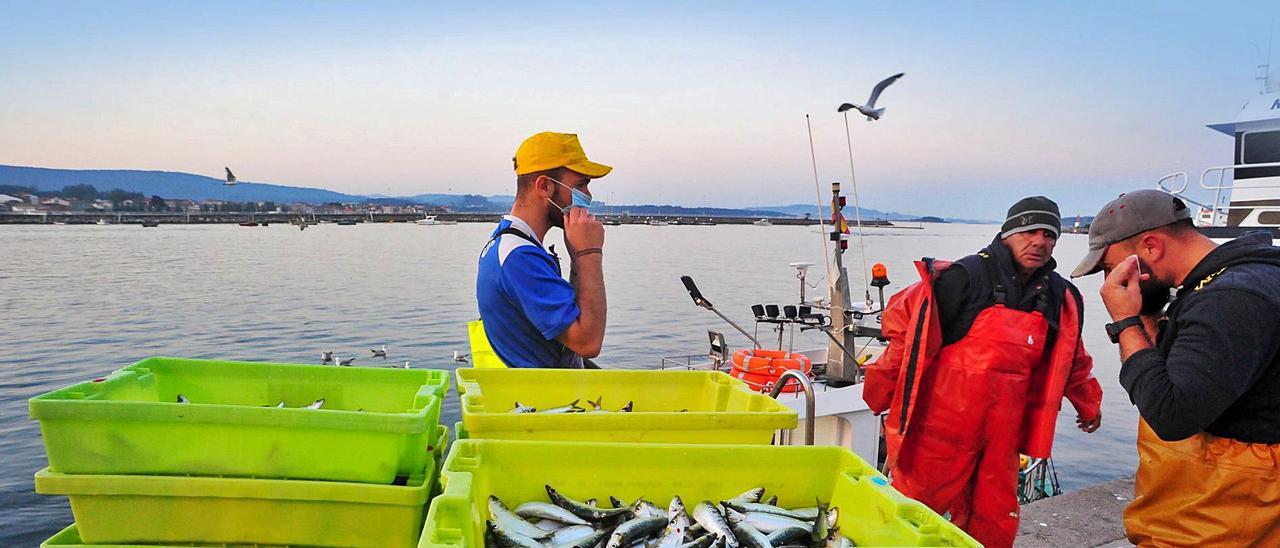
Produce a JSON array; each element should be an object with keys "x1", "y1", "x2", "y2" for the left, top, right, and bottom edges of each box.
[{"x1": 0, "y1": 221, "x2": 1138, "y2": 546}]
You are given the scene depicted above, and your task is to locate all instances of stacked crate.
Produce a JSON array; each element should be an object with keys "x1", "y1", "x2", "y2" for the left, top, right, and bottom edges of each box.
[{"x1": 29, "y1": 357, "x2": 450, "y2": 547}]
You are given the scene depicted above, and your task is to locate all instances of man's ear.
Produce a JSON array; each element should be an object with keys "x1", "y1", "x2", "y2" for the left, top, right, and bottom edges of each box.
[{"x1": 1136, "y1": 233, "x2": 1164, "y2": 264}]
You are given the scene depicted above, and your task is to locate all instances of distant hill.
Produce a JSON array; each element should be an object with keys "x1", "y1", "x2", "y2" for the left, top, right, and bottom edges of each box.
[
  {"x1": 761, "y1": 204, "x2": 996, "y2": 224},
  {"x1": 0, "y1": 165, "x2": 981, "y2": 220},
  {"x1": 0, "y1": 165, "x2": 363, "y2": 204}
]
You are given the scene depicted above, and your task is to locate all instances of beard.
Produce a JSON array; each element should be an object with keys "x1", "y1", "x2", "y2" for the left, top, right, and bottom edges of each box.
[{"x1": 1140, "y1": 283, "x2": 1173, "y2": 316}]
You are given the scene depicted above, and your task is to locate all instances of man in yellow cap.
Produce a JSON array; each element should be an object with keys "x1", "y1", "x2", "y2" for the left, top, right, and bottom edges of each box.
[{"x1": 476, "y1": 132, "x2": 612, "y2": 368}]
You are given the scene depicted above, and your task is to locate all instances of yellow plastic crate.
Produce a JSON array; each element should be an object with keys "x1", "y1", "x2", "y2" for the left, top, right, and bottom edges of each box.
[
  {"x1": 456, "y1": 368, "x2": 796, "y2": 444},
  {"x1": 30, "y1": 357, "x2": 450, "y2": 484},
  {"x1": 419, "y1": 440, "x2": 979, "y2": 548},
  {"x1": 34, "y1": 427, "x2": 449, "y2": 548}
]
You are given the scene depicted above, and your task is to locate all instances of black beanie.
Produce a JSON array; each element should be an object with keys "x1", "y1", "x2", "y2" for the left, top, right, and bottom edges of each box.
[{"x1": 1001, "y1": 196, "x2": 1061, "y2": 239}]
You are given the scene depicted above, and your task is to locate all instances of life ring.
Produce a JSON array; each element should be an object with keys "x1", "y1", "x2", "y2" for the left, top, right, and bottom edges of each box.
[{"x1": 730, "y1": 349, "x2": 812, "y2": 393}]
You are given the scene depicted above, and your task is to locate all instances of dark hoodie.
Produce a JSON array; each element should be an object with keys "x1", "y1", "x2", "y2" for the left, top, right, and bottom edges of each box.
[
  {"x1": 1120, "y1": 232, "x2": 1280, "y2": 443},
  {"x1": 933, "y1": 235, "x2": 1083, "y2": 346}
]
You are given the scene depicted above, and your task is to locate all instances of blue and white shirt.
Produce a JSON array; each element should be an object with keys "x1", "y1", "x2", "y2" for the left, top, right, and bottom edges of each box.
[{"x1": 476, "y1": 215, "x2": 582, "y2": 368}]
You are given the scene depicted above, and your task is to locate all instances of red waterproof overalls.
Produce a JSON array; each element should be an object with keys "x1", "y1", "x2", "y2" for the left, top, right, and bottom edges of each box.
[{"x1": 865, "y1": 258, "x2": 1102, "y2": 548}]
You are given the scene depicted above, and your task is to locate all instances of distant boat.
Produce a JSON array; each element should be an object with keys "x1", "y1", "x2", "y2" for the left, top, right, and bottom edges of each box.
[
  {"x1": 416, "y1": 216, "x2": 457, "y2": 226},
  {"x1": 238, "y1": 222, "x2": 258, "y2": 227},
  {"x1": 95, "y1": 219, "x2": 110, "y2": 226},
  {"x1": 141, "y1": 220, "x2": 159, "y2": 228},
  {"x1": 52, "y1": 221, "x2": 67, "y2": 226},
  {"x1": 647, "y1": 219, "x2": 669, "y2": 226},
  {"x1": 336, "y1": 220, "x2": 358, "y2": 226},
  {"x1": 752, "y1": 218, "x2": 773, "y2": 226},
  {"x1": 693, "y1": 219, "x2": 717, "y2": 226},
  {"x1": 603, "y1": 219, "x2": 622, "y2": 226}
]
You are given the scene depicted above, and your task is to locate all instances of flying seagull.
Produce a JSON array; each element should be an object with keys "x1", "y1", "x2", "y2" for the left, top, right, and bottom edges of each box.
[
  {"x1": 838, "y1": 73, "x2": 904, "y2": 121},
  {"x1": 224, "y1": 167, "x2": 237, "y2": 186}
]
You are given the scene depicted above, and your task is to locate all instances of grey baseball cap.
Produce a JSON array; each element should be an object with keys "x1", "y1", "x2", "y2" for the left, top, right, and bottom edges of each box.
[{"x1": 1070, "y1": 189, "x2": 1192, "y2": 278}]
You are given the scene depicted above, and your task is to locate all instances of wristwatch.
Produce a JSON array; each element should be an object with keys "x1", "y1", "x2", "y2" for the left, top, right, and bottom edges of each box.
[{"x1": 1105, "y1": 316, "x2": 1144, "y2": 344}]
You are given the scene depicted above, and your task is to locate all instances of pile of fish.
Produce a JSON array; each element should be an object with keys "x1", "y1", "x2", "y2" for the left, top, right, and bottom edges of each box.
[
  {"x1": 511, "y1": 398, "x2": 634, "y2": 414},
  {"x1": 486, "y1": 485, "x2": 854, "y2": 548}
]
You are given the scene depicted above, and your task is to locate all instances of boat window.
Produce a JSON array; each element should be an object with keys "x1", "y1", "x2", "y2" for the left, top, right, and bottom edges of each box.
[
  {"x1": 1259, "y1": 211, "x2": 1280, "y2": 225},
  {"x1": 1241, "y1": 131, "x2": 1280, "y2": 164}
]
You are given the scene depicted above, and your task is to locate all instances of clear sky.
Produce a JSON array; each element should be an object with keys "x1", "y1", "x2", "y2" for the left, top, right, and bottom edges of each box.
[{"x1": 1, "y1": 1, "x2": 1276, "y2": 219}]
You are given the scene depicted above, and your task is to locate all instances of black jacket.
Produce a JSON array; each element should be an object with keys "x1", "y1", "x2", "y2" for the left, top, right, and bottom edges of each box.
[
  {"x1": 1120, "y1": 232, "x2": 1280, "y2": 443},
  {"x1": 933, "y1": 236, "x2": 1082, "y2": 346}
]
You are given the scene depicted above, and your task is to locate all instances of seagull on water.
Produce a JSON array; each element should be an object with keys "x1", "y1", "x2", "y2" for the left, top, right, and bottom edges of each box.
[
  {"x1": 453, "y1": 351, "x2": 469, "y2": 363},
  {"x1": 838, "y1": 73, "x2": 904, "y2": 121},
  {"x1": 371, "y1": 345, "x2": 387, "y2": 359},
  {"x1": 321, "y1": 350, "x2": 334, "y2": 364},
  {"x1": 338, "y1": 356, "x2": 355, "y2": 366}
]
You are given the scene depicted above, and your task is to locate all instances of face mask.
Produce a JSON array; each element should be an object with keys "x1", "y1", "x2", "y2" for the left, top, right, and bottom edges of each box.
[{"x1": 545, "y1": 176, "x2": 591, "y2": 214}]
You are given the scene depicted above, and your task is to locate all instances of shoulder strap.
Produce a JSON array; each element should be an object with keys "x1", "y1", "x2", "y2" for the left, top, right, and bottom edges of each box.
[
  {"x1": 486, "y1": 226, "x2": 561, "y2": 269},
  {"x1": 978, "y1": 251, "x2": 1007, "y2": 305}
]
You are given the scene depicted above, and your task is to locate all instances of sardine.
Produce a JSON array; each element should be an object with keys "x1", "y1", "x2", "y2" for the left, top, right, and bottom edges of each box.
[
  {"x1": 618, "y1": 401, "x2": 634, "y2": 412},
  {"x1": 605, "y1": 516, "x2": 667, "y2": 548},
  {"x1": 488, "y1": 520, "x2": 544, "y2": 548},
  {"x1": 677, "y1": 533, "x2": 716, "y2": 548},
  {"x1": 658, "y1": 509, "x2": 688, "y2": 548},
  {"x1": 535, "y1": 518, "x2": 569, "y2": 532},
  {"x1": 764, "y1": 495, "x2": 777, "y2": 506},
  {"x1": 737, "y1": 511, "x2": 812, "y2": 534},
  {"x1": 512, "y1": 402, "x2": 537, "y2": 413},
  {"x1": 788, "y1": 507, "x2": 819, "y2": 521},
  {"x1": 176, "y1": 394, "x2": 190, "y2": 403},
  {"x1": 730, "y1": 521, "x2": 771, "y2": 548},
  {"x1": 726, "y1": 488, "x2": 764, "y2": 504},
  {"x1": 546, "y1": 485, "x2": 632, "y2": 521},
  {"x1": 551, "y1": 525, "x2": 598, "y2": 545},
  {"x1": 811, "y1": 500, "x2": 831, "y2": 545},
  {"x1": 765, "y1": 526, "x2": 810, "y2": 546},
  {"x1": 691, "y1": 501, "x2": 738, "y2": 548},
  {"x1": 721, "y1": 500, "x2": 812, "y2": 520},
  {"x1": 304, "y1": 398, "x2": 324, "y2": 410},
  {"x1": 489, "y1": 496, "x2": 553, "y2": 540},
  {"x1": 515, "y1": 501, "x2": 591, "y2": 526},
  {"x1": 542, "y1": 399, "x2": 585, "y2": 414},
  {"x1": 588, "y1": 397, "x2": 605, "y2": 412},
  {"x1": 824, "y1": 534, "x2": 855, "y2": 548},
  {"x1": 555, "y1": 528, "x2": 608, "y2": 548},
  {"x1": 632, "y1": 499, "x2": 666, "y2": 520}
]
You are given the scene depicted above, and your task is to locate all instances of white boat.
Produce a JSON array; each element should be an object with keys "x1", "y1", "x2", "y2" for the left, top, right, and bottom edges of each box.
[
  {"x1": 416, "y1": 216, "x2": 458, "y2": 226},
  {"x1": 1158, "y1": 67, "x2": 1280, "y2": 241},
  {"x1": 95, "y1": 219, "x2": 110, "y2": 226},
  {"x1": 646, "y1": 219, "x2": 669, "y2": 226},
  {"x1": 752, "y1": 218, "x2": 772, "y2": 226}
]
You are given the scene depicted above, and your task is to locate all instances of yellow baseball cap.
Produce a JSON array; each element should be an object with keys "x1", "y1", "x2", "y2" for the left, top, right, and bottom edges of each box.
[{"x1": 513, "y1": 131, "x2": 613, "y2": 178}]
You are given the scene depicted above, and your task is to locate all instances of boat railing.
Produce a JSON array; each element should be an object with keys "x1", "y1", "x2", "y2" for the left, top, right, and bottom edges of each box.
[
  {"x1": 769, "y1": 369, "x2": 816, "y2": 446},
  {"x1": 1157, "y1": 162, "x2": 1280, "y2": 226}
]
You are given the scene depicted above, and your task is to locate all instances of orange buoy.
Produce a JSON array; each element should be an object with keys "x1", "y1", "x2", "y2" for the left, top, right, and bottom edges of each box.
[{"x1": 729, "y1": 349, "x2": 812, "y2": 393}]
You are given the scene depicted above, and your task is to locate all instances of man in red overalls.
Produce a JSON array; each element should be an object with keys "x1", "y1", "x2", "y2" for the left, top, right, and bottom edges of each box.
[{"x1": 864, "y1": 196, "x2": 1104, "y2": 548}]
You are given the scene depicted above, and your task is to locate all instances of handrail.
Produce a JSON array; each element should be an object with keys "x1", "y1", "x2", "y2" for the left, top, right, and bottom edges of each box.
[
  {"x1": 1200, "y1": 162, "x2": 1280, "y2": 191},
  {"x1": 1156, "y1": 172, "x2": 1189, "y2": 194},
  {"x1": 769, "y1": 369, "x2": 816, "y2": 445}
]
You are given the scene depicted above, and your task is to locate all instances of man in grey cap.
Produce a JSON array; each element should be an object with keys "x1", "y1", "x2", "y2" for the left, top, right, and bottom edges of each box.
[
  {"x1": 864, "y1": 196, "x2": 1102, "y2": 547},
  {"x1": 1071, "y1": 189, "x2": 1280, "y2": 546}
]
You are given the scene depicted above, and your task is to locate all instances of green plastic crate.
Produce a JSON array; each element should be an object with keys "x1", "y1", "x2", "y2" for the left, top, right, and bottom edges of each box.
[
  {"x1": 35, "y1": 426, "x2": 449, "y2": 548},
  {"x1": 30, "y1": 357, "x2": 450, "y2": 484},
  {"x1": 420, "y1": 440, "x2": 979, "y2": 548},
  {"x1": 455, "y1": 368, "x2": 796, "y2": 444}
]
